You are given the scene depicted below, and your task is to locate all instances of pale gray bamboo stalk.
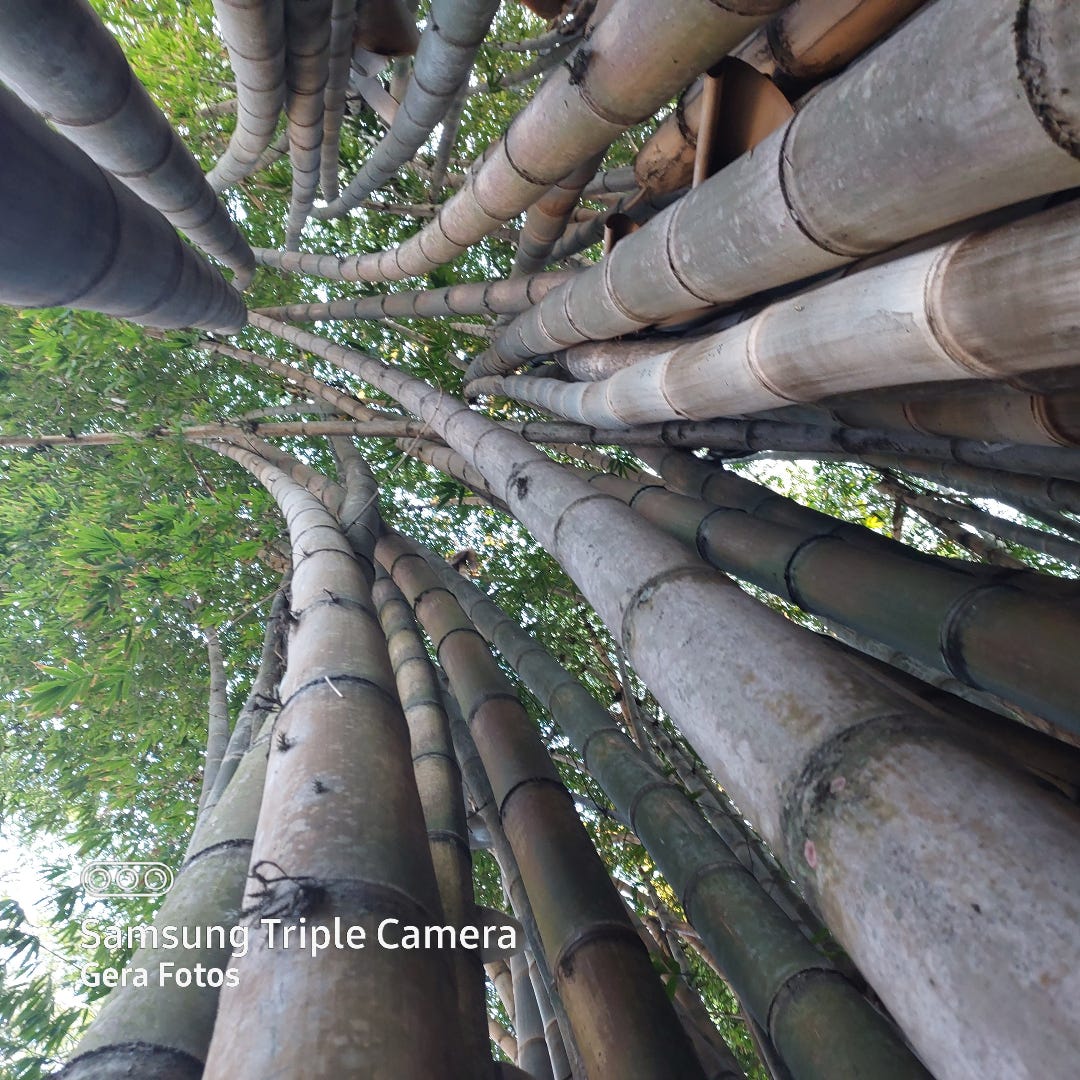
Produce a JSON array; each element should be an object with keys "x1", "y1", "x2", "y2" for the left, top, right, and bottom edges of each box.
[
  {"x1": 315, "y1": 0, "x2": 500, "y2": 218},
  {"x1": 0, "y1": 85, "x2": 246, "y2": 333},
  {"x1": 0, "y1": 0, "x2": 256, "y2": 287},
  {"x1": 526, "y1": 952, "x2": 572, "y2": 1080},
  {"x1": 256, "y1": 0, "x2": 781, "y2": 282},
  {"x1": 580, "y1": 165, "x2": 637, "y2": 197},
  {"x1": 429, "y1": 83, "x2": 470, "y2": 199},
  {"x1": 207, "y1": 0, "x2": 287, "y2": 192},
  {"x1": 197, "y1": 626, "x2": 231, "y2": 814},
  {"x1": 488, "y1": 957, "x2": 516, "y2": 1026},
  {"x1": 877, "y1": 476, "x2": 1080, "y2": 567},
  {"x1": 253, "y1": 313, "x2": 1080, "y2": 1079},
  {"x1": 468, "y1": 200, "x2": 1080, "y2": 424},
  {"x1": 469, "y1": 0, "x2": 1080, "y2": 379},
  {"x1": 483, "y1": 38, "x2": 581, "y2": 93},
  {"x1": 513, "y1": 152, "x2": 606, "y2": 276},
  {"x1": 255, "y1": 268, "x2": 575, "y2": 320},
  {"x1": 282, "y1": 0, "x2": 332, "y2": 249},
  {"x1": 318, "y1": 0, "x2": 357, "y2": 202},
  {"x1": 489, "y1": 1016, "x2": 519, "y2": 1063}
]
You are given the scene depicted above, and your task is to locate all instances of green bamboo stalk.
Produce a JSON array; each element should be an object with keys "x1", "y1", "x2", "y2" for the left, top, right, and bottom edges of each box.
[
  {"x1": 377, "y1": 531, "x2": 706, "y2": 1080},
  {"x1": 511, "y1": 951, "x2": 556, "y2": 1080},
  {"x1": 403, "y1": 535, "x2": 926, "y2": 1080},
  {"x1": 201, "y1": 443, "x2": 466, "y2": 1077},
  {"x1": 372, "y1": 567, "x2": 493, "y2": 1078},
  {"x1": 61, "y1": 692, "x2": 273, "y2": 1077},
  {"x1": 197, "y1": 626, "x2": 231, "y2": 814}
]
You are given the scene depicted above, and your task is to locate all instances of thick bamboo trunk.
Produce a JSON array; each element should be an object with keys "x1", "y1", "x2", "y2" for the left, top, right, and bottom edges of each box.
[
  {"x1": 404, "y1": 535, "x2": 928, "y2": 1080},
  {"x1": 202, "y1": 445, "x2": 466, "y2": 1077},
  {"x1": 61, "y1": 716, "x2": 271, "y2": 1077},
  {"x1": 207, "y1": 0, "x2": 287, "y2": 192},
  {"x1": 255, "y1": 268, "x2": 575, "y2": 320},
  {"x1": 316, "y1": 0, "x2": 500, "y2": 217},
  {"x1": 253, "y1": 315, "x2": 1080, "y2": 1079},
  {"x1": 373, "y1": 569, "x2": 493, "y2": 1077},
  {"x1": 282, "y1": 0, "x2": 332, "y2": 249},
  {"x1": 377, "y1": 532, "x2": 706, "y2": 1080},
  {"x1": 470, "y1": 200, "x2": 1080, "y2": 425},
  {"x1": 469, "y1": 0, "x2": 1080, "y2": 378},
  {"x1": 0, "y1": 0, "x2": 255, "y2": 287},
  {"x1": 254, "y1": 0, "x2": 782, "y2": 283},
  {"x1": 0, "y1": 85, "x2": 245, "y2": 333}
]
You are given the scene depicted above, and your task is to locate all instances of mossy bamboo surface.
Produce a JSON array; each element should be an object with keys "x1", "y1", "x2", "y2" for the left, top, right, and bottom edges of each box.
[
  {"x1": 0, "y1": 0, "x2": 255, "y2": 287},
  {"x1": 253, "y1": 315, "x2": 1080, "y2": 1078},
  {"x1": 201, "y1": 445, "x2": 465, "y2": 1078},
  {"x1": 0, "y1": 85, "x2": 244, "y2": 333},
  {"x1": 406, "y1": 536, "x2": 928, "y2": 1080},
  {"x1": 378, "y1": 532, "x2": 706, "y2": 1080},
  {"x1": 469, "y1": 0, "x2": 1080, "y2": 378}
]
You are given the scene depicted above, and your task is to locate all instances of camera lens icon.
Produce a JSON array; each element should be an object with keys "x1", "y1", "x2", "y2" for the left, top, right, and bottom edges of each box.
[{"x1": 80, "y1": 861, "x2": 174, "y2": 898}]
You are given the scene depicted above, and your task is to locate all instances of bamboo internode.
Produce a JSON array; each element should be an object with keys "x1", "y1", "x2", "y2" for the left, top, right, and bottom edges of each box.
[{"x1": 468, "y1": 0, "x2": 1080, "y2": 380}]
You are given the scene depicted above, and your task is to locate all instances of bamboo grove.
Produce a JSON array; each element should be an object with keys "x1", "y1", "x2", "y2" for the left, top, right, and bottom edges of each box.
[{"x1": 0, "y1": 0, "x2": 1077, "y2": 1077}]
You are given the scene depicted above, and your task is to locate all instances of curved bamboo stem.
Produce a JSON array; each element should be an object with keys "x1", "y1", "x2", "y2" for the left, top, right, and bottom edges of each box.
[
  {"x1": 255, "y1": 0, "x2": 781, "y2": 283},
  {"x1": 0, "y1": 0, "x2": 256, "y2": 287},
  {"x1": 317, "y1": 0, "x2": 357, "y2": 203},
  {"x1": 0, "y1": 85, "x2": 245, "y2": 332},
  {"x1": 316, "y1": 0, "x2": 500, "y2": 218},
  {"x1": 469, "y1": 0, "x2": 1080, "y2": 378},
  {"x1": 469, "y1": 200, "x2": 1080, "y2": 423}
]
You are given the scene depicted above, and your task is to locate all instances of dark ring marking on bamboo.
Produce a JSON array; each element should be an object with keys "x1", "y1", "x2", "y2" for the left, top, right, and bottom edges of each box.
[
  {"x1": 434, "y1": 622, "x2": 489, "y2": 661},
  {"x1": 412, "y1": 748, "x2": 459, "y2": 768},
  {"x1": 278, "y1": 673, "x2": 398, "y2": 714},
  {"x1": 781, "y1": 532, "x2": 833, "y2": 608},
  {"x1": 553, "y1": 919, "x2": 646, "y2": 980},
  {"x1": 465, "y1": 689, "x2": 521, "y2": 722},
  {"x1": 426, "y1": 829, "x2": 471, "y2": 857},
  {"x1": 182, "y1": 836, "x2": 254, "y2": 874},
  {"x1": 765, "y1": 965, "x2": 855, "y2": 1044},
  {"x1": 679, "y1": 855, "x2": 749, "y2": 923},
  {"x1": 57, "y1": 1041, "x2": 204, "y2": 1079},
  {"x1": 292, "y1": 544, "x2": 365, "y2": 568},
  {"x1": 938, "y1": 582, "x2": 1014, "y2": 684},
  {"x1": 293, "y1": 594, "x2": 379, "y2": 620},
  {"x1": 625, "y1": 481, "x2": 668, "y2": 509},
  {"x1": 626, "y1": 777, "x2": 677, "y2": 828},
  {"x1": 1015, "y1": 0, "x2": 1080, "y2": 160},
  {"x1": 499, "y1": 774, "x2": 570, "y2": 818},
  {"x1": 579, "y1": 724, "x2": 620, "y2": 769},
  {"x1": 620, "y1": 564, "x2": 722, "y2": 653},
  {"x1": 776, "y1": 115, "x2": 861, "y2": 259}
]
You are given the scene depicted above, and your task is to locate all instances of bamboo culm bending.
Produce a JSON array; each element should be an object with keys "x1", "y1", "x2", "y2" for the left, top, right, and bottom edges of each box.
[
  {"x1": 467, "y1": 200, "x2": 1080, "y2": 429},
  {"x1": 253, "y1": 0, "x2": 781, "y2": 284},
  {"x1": 249, "y1": 314, "x2": 1080, "y2": 1079},
  {"x1": 0, "y1": 0, "x2": 256, "y2": 288},
  {"x1": 0, "y1": 85, "x2": 245, "y2": 332},
  {"x1": 468, "y1": 0, "x2": 1080, "y2": 380}
]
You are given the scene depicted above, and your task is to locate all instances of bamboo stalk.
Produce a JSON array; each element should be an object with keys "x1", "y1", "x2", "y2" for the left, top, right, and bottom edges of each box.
[
  {"x1": 0, "y1": 0, "x2": 256, "y2": 287},
  {"x1": 374, "y1": 567, "x2": 493, "y2": 1076},
  {"x1": 316, "y1": 0, "x2": 499, "y2": 218},
  {"x1": 317, "y1": 0, "x2": 358, "y2": 203},
  {"x1": 254, "y1": 0, "x2": 782, "y2": 283},
  {"x1": 468, "y1": 200, "x2": 1080, "y2": 426},
  {"x1": 197, "y1": 626, "x2": 231, "y2": 814},
  {"x1": 254, "y1": 268, "x2": 575, "y2": 320},
  {"x1": 377, "y1": 532, "x2": 707, "y2": 1079},
  {"x1": 201, "y1": 444, "x2": 466, "y2": 1077},
  {"x1": 207, "y1": 1, "x2": 287, "y2": 192},
  {"x1": 511, "y1": 951, "x2": 556, "y2": 1080},
  {"x1": 0, "y1": 85, "x2": 245, "y2": 332},
  {"x1": 282, "y1": 0, "x2": 332, "y2": 249},
  {"x1": 469, "y1": 0, "x2": 1080, "y2": 378},
  {"x1": 253, "y1": 314, "x2": 1080, "y2": 1077},
  {"x1": 403, "y1": 535, "x2": 928, "y2": 1080},
  {"x1": 489, "y1": 1016, "x2": 519, "y2": 1064}
]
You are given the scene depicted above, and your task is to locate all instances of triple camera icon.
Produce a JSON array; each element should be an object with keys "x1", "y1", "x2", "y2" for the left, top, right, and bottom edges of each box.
[{"x1": 80, "y1": 861, "x2": 174, "y2": 898}]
